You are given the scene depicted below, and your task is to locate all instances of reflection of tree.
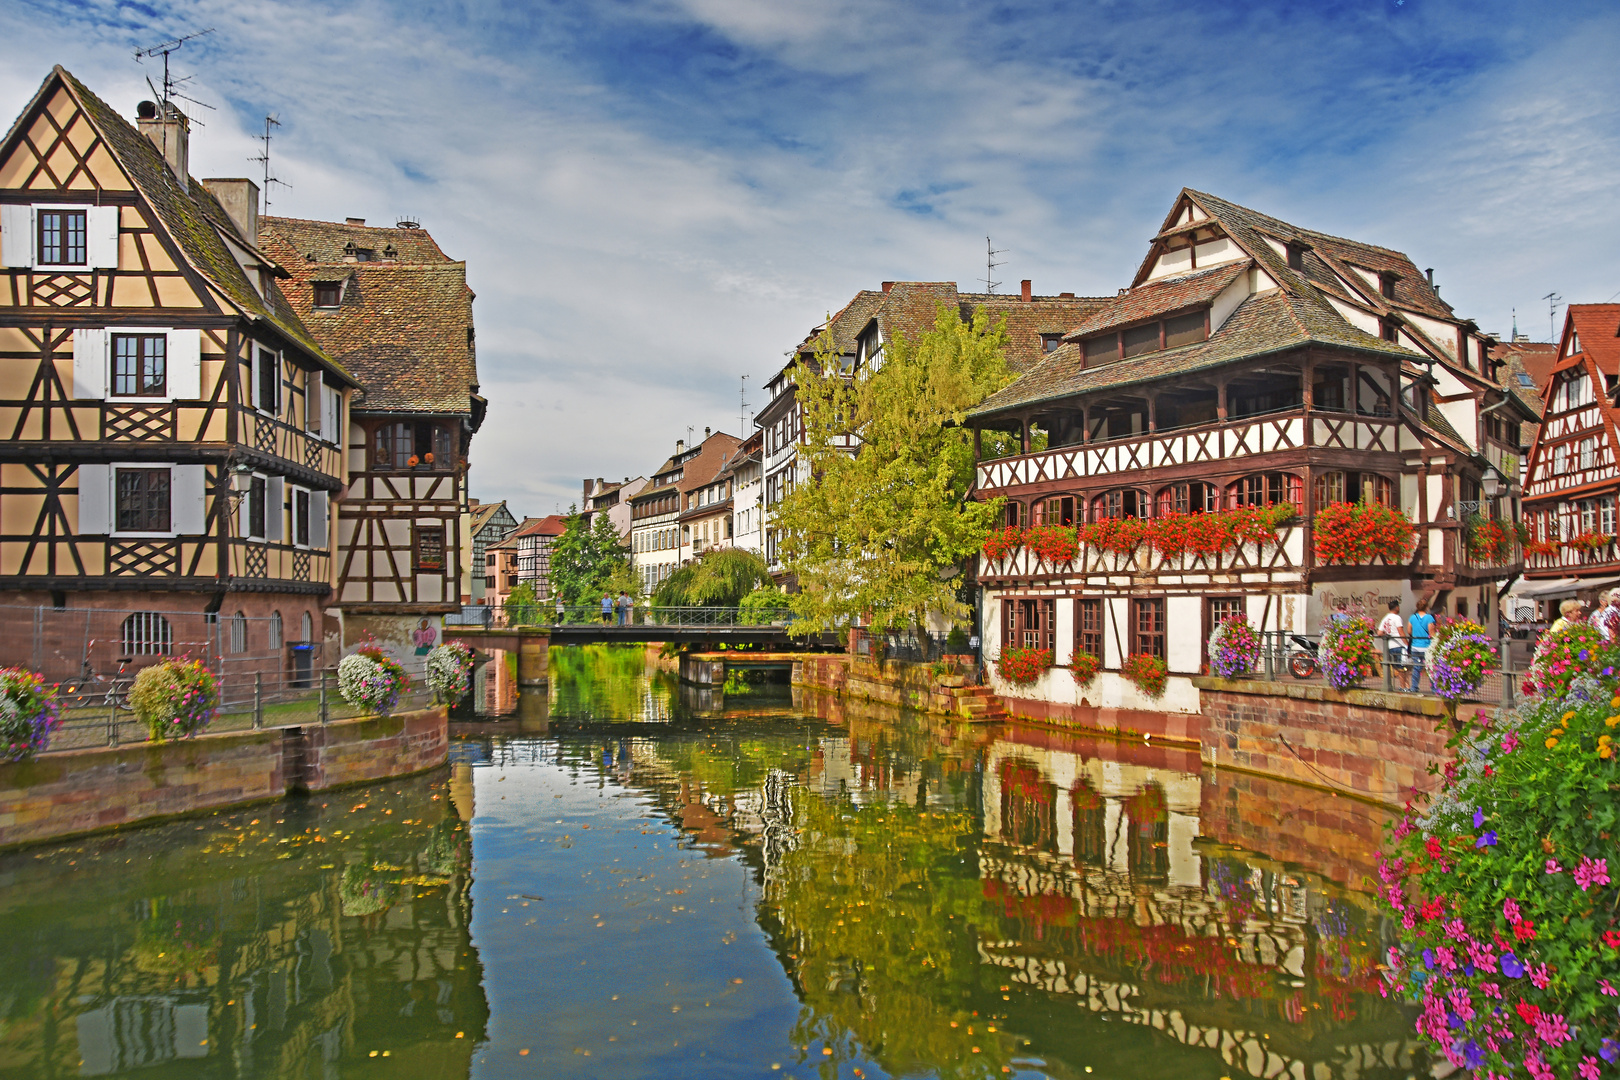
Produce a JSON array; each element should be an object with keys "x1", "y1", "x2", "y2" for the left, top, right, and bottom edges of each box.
[
  {"x1": 549, "y1": 644, "x2": 677, "y2": 721},
  {"x1": 764, "y1": 795, "x2": 1014, "y2": 1079}
]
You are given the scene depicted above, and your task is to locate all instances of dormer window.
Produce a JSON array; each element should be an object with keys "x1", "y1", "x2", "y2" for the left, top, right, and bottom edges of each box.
[
  {"x1": 1041, "y1": 334, "x2": 1063, "y2": 353},
  {"x1": 1080, "y1": 309, "x2": 1208, "y2": 365},
  {"x1": 313, "y1": 281, "x2": 342, "y2": 308},
  {"x1": 1380, "y1": 319, "x2": 1399, "y2": 343},
  {"x1": 342, "y1": 241, "x2": 375, "y2": 263},
  {"x1": 1378, "y1": 271, "x2": 1399, "y2": 300},
  {"x1": 382, "y1": 242, "x2": 397, "y2": 261},
  {"x1": 856, "y1": 325, "x2": 883, "y2": 373},
  {"x1": 1285, "y1": 243, "x2": 1305, "y2": 272}
]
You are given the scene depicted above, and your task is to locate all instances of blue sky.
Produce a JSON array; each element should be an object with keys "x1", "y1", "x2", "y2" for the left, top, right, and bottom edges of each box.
[{"x1": 3, "y1": 0, "x2": 1618, "y2": 513}]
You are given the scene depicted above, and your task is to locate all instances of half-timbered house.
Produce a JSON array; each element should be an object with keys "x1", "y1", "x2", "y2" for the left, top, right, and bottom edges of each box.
[
  {"x1": 258, "y1": 214, "x2": 482, "y2": 665},
  {"x1": 466, "y1": 498, "x2": 518, "y2": 605},
  {"x1": 1520, "y1": 305, "x2": 1620, "y2": 594},
  {"x1": 0, "y1": 67, "x2": 357, "y2": 682},
  {"x1": 966, "y1": 189, "x2": 1537, "y2": 718}
]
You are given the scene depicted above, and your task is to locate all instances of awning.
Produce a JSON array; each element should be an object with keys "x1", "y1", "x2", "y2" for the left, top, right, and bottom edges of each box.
[{"x1": 1511, "y1": 575, "x2": 1620, "y2": 600}]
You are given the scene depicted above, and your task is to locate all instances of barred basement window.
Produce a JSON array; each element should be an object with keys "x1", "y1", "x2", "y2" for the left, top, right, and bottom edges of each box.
[
  {"x1": 230, "y1": 611, "x2": 247, "y2": 654},
  {"x1": 121, "y1": 612, "x2": 172, "y2": 656},
  {"x1": 269, "y1": 610, "x2": 283, "y2": 649}
]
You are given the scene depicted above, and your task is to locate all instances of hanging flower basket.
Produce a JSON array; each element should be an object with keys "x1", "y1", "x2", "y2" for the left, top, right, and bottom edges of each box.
[
  {"x1": 1313, "y1": 502, "x2": 1415, "y2": 565},
  {"x1": 1523, "y1": 538, "x2": 1562, "y2": 559},
  {"x1": 1565, "y1": 531, "x2": 1613, "y2": 555},
  {"x1": 1425, "y1": 618, "x2": 1496, "y2": 702},
  {"x1": 1208, "y1": 615, "x2": 1262, "y2": 679},
  {"x1": 128, "y1": 658, "x2": 220, "y2": 742},
  {"x1": 0, "y1": 668, "x2": 60, "y2": 762},
  {"x1": 1318, "y1": 614, "x2": 1378, "y2": 690},
  {"x1": 424, "y1": 642, "x2": 474, "y2": 705},
  {"x1": 1083, "y1": 517, "x2": 1152, "y2": 556},
  {"x1": 337, "y1": 644, "x2": 410, "y2": 716},
  {"x1": 998, "y1": 646, "x2": 1053, "y2": 686},
  {"x1": 1070, "y1": 652, "x2": 1100, "y2": 687},
  {"x1": 1525, "y1": 623, "x2": 1618, "y2": 699},
  {"x1": 1465, "y1": 517, "x2": 1514, "y2": 563},
  {"x1": 1122, "y1": 653, "x2": 1168, "y2": 697}
]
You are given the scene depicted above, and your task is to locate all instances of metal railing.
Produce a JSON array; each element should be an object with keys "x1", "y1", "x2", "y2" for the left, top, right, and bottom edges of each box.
[
  {"x1": 1249, "y1": 630, "x2": 1524, "y2": 707},
  {"x1": 453, "y1": 604, "x2": 797, "y2": 629}
]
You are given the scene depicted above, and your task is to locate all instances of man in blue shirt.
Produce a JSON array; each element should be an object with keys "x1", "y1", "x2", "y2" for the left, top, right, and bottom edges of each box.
[{"x1": 1408, "y1": 599, "x2": 1436, "y2": 693}]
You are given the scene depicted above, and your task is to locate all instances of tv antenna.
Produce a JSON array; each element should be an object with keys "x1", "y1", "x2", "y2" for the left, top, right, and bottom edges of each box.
[
  {"x1": 134, "y1": 29, "x2": 216, "y2": 119},
  {"x1": 1542, "y1": 292, "x2": 1563, "y2": 342},
  {"x1": 248, "y1": 115, "x2": 291, "y2": 214},
  {"x1": 739, "y1": 375, "x2": 751, "y2": 434},
  {"x1": 982, "y1": 236, "x2": 1006, "y2": 294}
]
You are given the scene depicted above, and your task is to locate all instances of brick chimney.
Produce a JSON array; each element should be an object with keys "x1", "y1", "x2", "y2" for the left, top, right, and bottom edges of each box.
[
  {"x1": 201, "y1": 178, "x2": 260, "y2": 245},
  {"x1": 1021, "y1": 279, "x2": 1032, "y2": 302},
  {"x1": 347, "y1": 217, "x2": 366, "y2": 226},
  {"x1": 136, "y1": 100, "x2": 190, "y2": 191},
  {"x1": 881, "y1": 282, "x2": 894, "y2": 293}
]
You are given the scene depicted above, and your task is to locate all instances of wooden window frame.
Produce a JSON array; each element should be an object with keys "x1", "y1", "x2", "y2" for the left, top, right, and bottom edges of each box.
[
  {"x1": 1003, "y1": 596, "x2": 1055, "y2": 653},
  {"x1": 1075, "y1": 599, "x2": 1103, "y2": 662},
  {"x1": 415, "y1": 523, "x2": 447, "y2": 573},
  {"x1": 1131, "y1": 597, "x2": 1166, "y2": 661},
  {"x1": 115, "y1": 467, "x2": 171, "y2": 534},
  {"x1": 313, "y1": 281, "x2": 342, "y2": 308},
  {"x1": 111, "y1": 333, "x2": 167, "y2": 398},
  {"x1": 37, "y1": 208, "x2": 87, "y2": 266}
]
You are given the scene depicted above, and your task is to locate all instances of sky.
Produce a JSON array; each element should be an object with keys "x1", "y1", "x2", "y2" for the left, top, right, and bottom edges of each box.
[{"x1": 2, "y1": 0, "x2": 1618, "y2": 514}]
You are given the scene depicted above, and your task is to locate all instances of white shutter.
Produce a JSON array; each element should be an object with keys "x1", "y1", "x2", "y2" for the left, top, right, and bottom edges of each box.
[
  {"x1": 236, "y1": 472, "x2": 252, "y2": 537},
  {"x1": 86, "y1": 206, "x2": 119, "y2": 268},
  {"x1": 311, "y1": 490, "x2": 329, "y2": 548},
  {"x1": 167, "y1": 329, "x2": 201, "y2": 400},
  {"x1": 324, "y1": 380, "x2": 341, "y2": 445},
  {"x1": 266, "y1": 476, "x2": 285, "y2": 542},
  {"x1": 76, "y1": 464, "x2": 110, "y2": 534},
  {"x1": 72, "y1": 328, "x2": 108, "y2": 399},
  {"x1": 170, "y1": 464, "x2": 207, "y2": 535},
  {"x1": 306, "y1": 370, "x2": 322, "y2": 433},
  {"x1": 0, "y1": 205, "x2": 31, "y2": 267}
]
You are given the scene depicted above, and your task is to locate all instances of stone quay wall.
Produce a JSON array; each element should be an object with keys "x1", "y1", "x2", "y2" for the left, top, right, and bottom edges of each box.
[{"x1": 0, "y1": 707, "x2": 448, "y2": 850}]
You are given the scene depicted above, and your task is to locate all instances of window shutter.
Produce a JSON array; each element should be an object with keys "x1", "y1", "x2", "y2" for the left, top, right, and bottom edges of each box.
[
  {"x1": 0, "y1": 205, "x2": 32, "y2": 267},
  {"x1": 86, "y1": 206, "x2": 119, "y2": 268},
  {"x1": 266, "y1": 476, "x2": 285, "y2": 542},
  {"x1": 170, "y1": 464, "x2": 207, "y2": 535},
  {"x1": 77, "y1": 463, "x2": 110, "y2": 534},
  {"x1": 307, "y1": 371, "x2": 322, "y2": 433},
  {"x1": 236, "y1": 472, "x2": 252, "y2": 537},
  {"x1": 311, "y1": 490, "x2": 329, "y2": 548},
  {"x1": 72, "y1": 328, "x2": 108, "y2": 399},
  {"x1": 167, "y1": 329, "x2": 201, "y2": 400},
  {"x1": 326, "y1": 381, "x2": 342, "y2": 445}
]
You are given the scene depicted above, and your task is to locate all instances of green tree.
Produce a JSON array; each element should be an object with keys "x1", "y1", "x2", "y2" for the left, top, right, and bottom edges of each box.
[
  {"x1": 504, "y1": 581, "x2": 543, "y2": 625},
  {"x1": 652, "y1": 548, "x2": 770, "y2": 607},
  {"x1": 550, "y1": 507, "x2": 630, "y2": 607},
  {"x1": 776, "y1": 303, "x2": 1010, "y2": 633}
]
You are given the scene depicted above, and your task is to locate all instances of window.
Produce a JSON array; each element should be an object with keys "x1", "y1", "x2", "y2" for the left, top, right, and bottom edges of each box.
[
  {"x1": 416, "y1": 525, "x2": 446, "y2": 572},
  {"x1": 1041, "y1": 334, "x2": 1063, "y2": 353},
  {"x1": 269, "y1": 610, "x2": 283, "y2": 649},
  {"x1": 115, "y1": 467, "x2": 170, "y2": 532},
  {"x1": 1075, "y1": 599, "x2": 1103, "y2": 661},
  {"x1": 1209, "y1": 596, "x2": 1244, "y2": 626},
  {"x1": 1380, "y1": 319, "x2": 1398, "y2": 343},
  {"x1": 1163, "y1": 311, "x2": 1206, "y2": 349},
  {"x1": 1031, "y1": 496, "x2": 1075, "y2": 526},
  {"x1": 372, "y1": 421, "x2": 454, "y2": 470},
  {"x1": 229, "y1": 611, "x2": 247, "y2": 654},
  {"x1": 1004, "y1": 501, "x2": 1029, "y2": 528},
  {"x1": 257, "y1": 349, "x2": 280, "y2": 415},
  {"x1": 1091, "y1": 489, "x2": 1144, "y2": 521},
  {"x1": 120, "y1": 612, "x2": 172, "y2": 656},
  {"x1": 1004, "y1": 597, "x2": 1055, "y2": 652},
  {"x1": 37, "y1": 208, "x2": 87, "y2": 265},
  {"x1": 301, "y1": 611, "x2": 313, "y2": 642},
  {"x1": 1132, "y1": 598, "x2": 1166, "y2": 660},
  {"x1": 293, "y1": 488, "x2": 311, "y2": 547},
  {"x1": 1312, "y1": 471, "x2": 1392, "y2": 508},
  {"x1": 1285, "y1": 243, "x2": 1305, "y2": 271},
  {"x1": 1123, "y1": 322, "x2": 1161, "y2": 359},
  {"x1": 313, "y1": 281, "x2": 342, "y2": 308},
  {"x1": 1229, "y1": 472, "x2": 1299, "y2": 508},
  {"x1": 112, "y1": 334, "x2": 166, "y2": 397},
  {"x1": 246, "y1": 475, "x2": 266, "y2": 538},
  {"x1": 1581, "y1": 437, "x2": 1599, "y2": 471},
  {"x1": 1157, "y1": 482, "x2": 1217, "y2": 516},
  {"x1": 1378, "y1": 271, "x2": 1398, "y2": 300},
  {"x1": 1083, "y1": 334, "x2": 1119, "y2": 364}
]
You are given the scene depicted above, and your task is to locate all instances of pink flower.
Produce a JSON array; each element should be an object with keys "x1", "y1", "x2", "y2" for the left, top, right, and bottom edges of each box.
[
  {"x1": 1603, "y1": 980, "x2": 1618, "y2": 997},
  {"x1": 1533, "y1": 1012, "x2": 1571, "y2": 1052},
  {"x1": 1481, "y1": 980, "x2": 1501, "y2": 998},
  {"x1": 1530, "y1": 963, "x2": 1552, "y2": 990},
  {"x1": 1546, "y1": 859, "x2": 1564, "y2": 875},
  {"x1": 1575, "y1": 856, "x2": 1611, "y2": 892},
  {"x1": 1503, "y1": 897, "x2": 1522, "y2": 923},
  {"x1": 1581, "y1": 1058, "x2": 1602, "y2": 1080}
]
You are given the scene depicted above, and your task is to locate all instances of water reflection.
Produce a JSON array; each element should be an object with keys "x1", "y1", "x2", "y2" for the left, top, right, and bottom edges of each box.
[{"x1": 0, "y1": 771, "x2": 487, "y2": 1078}]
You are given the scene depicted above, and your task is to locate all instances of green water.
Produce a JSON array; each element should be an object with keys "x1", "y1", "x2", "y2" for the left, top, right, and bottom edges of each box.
[{"x1": 0, "y1": 645, "x2": 1423, "y2": 1078}]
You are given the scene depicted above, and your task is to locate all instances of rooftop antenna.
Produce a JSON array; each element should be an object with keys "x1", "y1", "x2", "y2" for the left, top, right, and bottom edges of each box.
[
  {"x1": 1511, "y1": 308, "x2": 1518, "y2": 341},
  {"x1": 687, "y1": 425, "x2": 696, "y2": 449},
  {"x1": 1543, "y1": 292, "x2": 1563, "y2": 342},
  {"x1": 248, "y1": 115, "x2": 290, "y2": 215},
  {"x1": 739, "y1": 375, "x2": 751, "y2": 434},
  {"x1": 982, "y1": 236, "x2": 1006, "y2": 294},
  {"x1": 134, "y1": 29, "x2": 216, "y2": 124}
]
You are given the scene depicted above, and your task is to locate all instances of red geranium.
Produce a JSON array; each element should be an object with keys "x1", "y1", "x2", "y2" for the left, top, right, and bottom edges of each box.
[{"x1": 1313, "y1": 501, "x2": 1415, "y2": 565}]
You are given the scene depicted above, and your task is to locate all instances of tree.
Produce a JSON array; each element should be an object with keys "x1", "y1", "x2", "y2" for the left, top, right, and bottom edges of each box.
[
  {"x1": 549, "y1": 507, "x2": 630, "y2": 607},
  {"x1": 652, "y1": 548, "x2": 770, "y2": 607},
  {"x1": 504, "y1": 581, "x2": 542, "y2": 625},
  {"x1": 774, "y1": 302, "x2": 1010, "y2": 633}
]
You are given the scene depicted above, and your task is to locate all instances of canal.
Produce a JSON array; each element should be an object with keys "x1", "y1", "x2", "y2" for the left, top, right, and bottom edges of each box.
[{"x1": 0, "y1": 645, "x2": 1423, "y2": 1079}]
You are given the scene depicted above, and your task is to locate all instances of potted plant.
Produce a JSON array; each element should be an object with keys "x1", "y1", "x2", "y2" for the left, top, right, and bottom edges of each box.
[
  {"x1": 337, "y1": 644, "x2": 410, "y2": 716},
  {"x1": 424, "y1": 642, "x2": 474, "y2": 706},
  {"x1": 1207, "y1": 615, "x2": 1262, "y2": 679},
  {"x1": 1313, "y1": 502, "x2": 1416, "y2": 565},
  {"x1": 1317, "y1": 613, "x2": 1378, "y2": 690},
  {"x1": 1122, "y1": 653, "x2": 1168, "y2": 697},
  {"x1": 128, "y1": 657, "x2": 220, "y2": 741},
  {"x1": 0, "y1": 667, "x2": 59, "y2": 762},
  {"x1": 1071, "y1": 651, "x2": 1100, "y2": 688},
  {"x1": 1425, "y1": 618, "x2": 1496, "y2": 706}
]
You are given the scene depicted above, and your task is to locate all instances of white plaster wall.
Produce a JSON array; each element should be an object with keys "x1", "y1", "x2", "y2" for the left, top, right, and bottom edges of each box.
[
  {"x1": 1194, "y1": 237, "x2": 1241, "y2": 268},
  {"x1": 1407, "y1": 311, "x2": 1459, "y2": 359},
  {"x1": 1429, "y1": 528, "x2": 1445, "y2": 565},
  {"x1": 1426, "y1": 473, "x2": 1445, "y2": 523},
  {"x1": 1105, "y1": 598, "x2": 1127, "y2": 669},
  {"x1": 1166, "y1": 596, "x2": 1202, "y2": 673},
  {"x1": 1148, "y1": 246, "x2": 1193, "y2": 280},
  {"x1": 1401, "y1": 473, "x2": 1420, "y2": 517},
  {"x1": 987, "y1": 665, "x2": 1202, "y2": 715},
  {"x1": 1210, "y1": 269, "x2": 1254, "y2": 334},
  {"x1": 1326, "y1": 295, "x2": 1381, "y2": 337},
  {"x1": 1055, "y1": 599, "x2": 1074, "y2": 666}
]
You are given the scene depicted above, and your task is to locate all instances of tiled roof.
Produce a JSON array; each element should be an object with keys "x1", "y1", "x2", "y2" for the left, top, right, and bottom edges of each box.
[
  {"x1": 24, "y1": 69, "x2": 351, "y2": 383},
  {"x1": 1569, "y1": 305, "x2": 1620, "y2": 378},
  {"x1": 261, "y1": 217, "x2": 477, "y2": 415},
  {"x1": 511, "y1": 514, "x2": 567, "y2": 538},
  {"x1": 1492, "y1": 340, "x2": 1558, "y2": 396},
  {"x1": 972, "y1": 288, "x2": 1411, "y2": 418},
  {"x1": 255, "y1": 215, "x2": 452, "y2": 265},
  {"x1": 1059, "y1": 262, "x2": 1249, "y2": 340},
  {"x1": 468, "y1": 501, "x2": 512, "y2": 535}
]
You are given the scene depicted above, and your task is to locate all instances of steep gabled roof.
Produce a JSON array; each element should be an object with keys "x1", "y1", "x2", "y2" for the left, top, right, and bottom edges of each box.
[
  {"x1": 256, "y1": 215, "x2": 452, "y2": 264},
  {"x1": 1569, "y1": 304, "x2": 1620, "y2": 377},
  {"x1": 1061, "y1": 262, "x2": 1249, "y2": 340}
]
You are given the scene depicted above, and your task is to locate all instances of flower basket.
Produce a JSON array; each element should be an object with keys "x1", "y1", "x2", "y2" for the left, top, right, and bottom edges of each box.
[
  {"x1": 0, "y1": 668, "x2": 59, "y2": 762},
  {"x1": 424, "y1": 642, "x2": 474, "y2": 705},
  {"x1": 1565, "y1": 531, "x2": 1613, "y2": 555},
  {"x1": 128, "y1": 658, "x2": 220, "y2": 741},
  {"x1": 1425, "y1": 621, "x2": 1496, "y2": 702},
  {"x1": 1525, "y1": 623, "x2": 1618, "y2": 699},
  {"x1": 1465, "y1": 517, "x2": 1514, "y2": 563},
  {"x1": 1313, "y1": 502, "x2": 1415, "y2": 565},
  {"x1": 1070, "y1": 651, "x2": 1100, "y2": 688},
  {"x1": 1208, "y1": 616, "x2": 1261, "y2": 679},
  {"x1": 998, "y1": 646, "x2": 1053, "y2": 686},
  {"x1": 981, "y1": 525, "x2": 1025, "y2": 563},
  {"x1": 1023, "y1": 524, "x2": 1079, "y2": 564},
  {"x1": 1523, "y1": 538, "x2": 1562, "y2": 559},
  {"x1": 1318, "y1": 614, "x2": 1377, "y2": 690},
  {"x1": 337, "y1": 645, "x2": 410, "y2": 716},
  {"x1": 1122, "y1": 653, "x2": 1167, "y2": 697},
  {"x1": 1083, "y1": 517, "x2": 1152, "y2": 557}
]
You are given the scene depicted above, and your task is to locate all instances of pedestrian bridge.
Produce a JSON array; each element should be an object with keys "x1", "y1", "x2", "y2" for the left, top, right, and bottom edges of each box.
[{"x1": 443, "y1": 606, "x2": 843, "y2": 650}]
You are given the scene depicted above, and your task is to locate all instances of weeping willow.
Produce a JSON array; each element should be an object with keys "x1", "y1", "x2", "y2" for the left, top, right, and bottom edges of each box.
[{"x1": 652, "y1": 548, "x2": 770, "y2": 607}]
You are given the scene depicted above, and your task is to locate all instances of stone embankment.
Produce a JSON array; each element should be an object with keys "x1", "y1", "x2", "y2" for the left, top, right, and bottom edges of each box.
[{"x1": 0, "y1": 707, "x2": 448, "y2": 849}]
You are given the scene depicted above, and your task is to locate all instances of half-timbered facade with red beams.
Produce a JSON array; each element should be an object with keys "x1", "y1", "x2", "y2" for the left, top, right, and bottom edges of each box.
[
  {"x1": 259, "y1": 214, "x2": 482, "y2": 662},
  {"x1": 967, "y1": 189, "x2": 1536, "y2": 716},
  {"x1": 0, "y1": 67, "x2": 356, "y2": 678},
  {"x1": 1521, "y1": 305, "x2": 1620, "y2": 585}
]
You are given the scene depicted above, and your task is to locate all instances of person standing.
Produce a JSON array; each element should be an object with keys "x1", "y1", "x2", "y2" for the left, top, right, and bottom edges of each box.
[
  {"x1": 1593, "y1": 591, "x2": 1620, "y2": 641},
  {"x1": 1549, "y1": 598, "x2": 1587, "y2": 636},
  {"x1": 1407, "y1": 599, "x2": 1436, "y2": 693},
  {"x1": 601, "y1": 592, "x2": 614, "y2": 624},
  {"x1": 555, "y1": 594, "x2": 566, "y2": 624},
  {"x1": 1376, "y1": 600, "x2": 1406, "y2": 678},
  {"x1": 618, "y1": 591, "x2": 633, "y2": 626}
]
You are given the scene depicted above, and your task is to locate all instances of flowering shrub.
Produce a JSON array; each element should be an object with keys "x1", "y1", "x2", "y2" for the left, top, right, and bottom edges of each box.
[
  {"x1": 1426, "y1": 622, "x2": 1497, "y2": 703},
  {"x1": 1023, "y1": 524, "x2": 1079, "y2": 563},
  {"x1": 1566, "y1": 531, "x2": 1614, "y2": 555},
  {"x1": 1466, "y1": 517, "x2": 1516, "y2": 563},
  {"x1": 1070, "y1": 651, "x2": 1100, "y2": 687},
  {"x1": 424, "y1": 642, "x2": 474, "y2": 705},
  {"x1": 1208, "y1": 615, "x2": 1262, "y2": 679},
  {"x1": 1122, "y1": 653, "x2": 1168, "y2": 697},
  {"x1": 337, "y1": 644, "x2": 410, "y2": 716},
  {"x1": 0, "y1": 668, "x2": 59, "y2": 761},
  {"x1": 981, "y1": 525, "x2": 1025, "y2": 562},
  {"x1": 1314, "y1": 501, "x2": 1416, "y2": 565},
  {"x1": 1527, "y1": 623, "x2": 1620, "y2": 699},
  {"x1": 1379, "y1": 678, "x2": 1620, "y2": 1079},
  {"x1": 997, "y1": 646, "x2": 1053, "y2": 686},
  {"x1": 128, "y1": 658, "x2": 219, "y2": 741},
  {"x1": 1318, "y1": 613, "x2": 1379, "y2": 690}
]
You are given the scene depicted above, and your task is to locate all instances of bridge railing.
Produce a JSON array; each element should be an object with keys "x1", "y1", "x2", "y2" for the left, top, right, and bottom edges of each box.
[{"x1": 453, "y1": 603, "x2": 799, "y2": 629}]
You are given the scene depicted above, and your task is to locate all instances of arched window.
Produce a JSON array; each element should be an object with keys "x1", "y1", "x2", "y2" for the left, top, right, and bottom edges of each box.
[
  {"x1": 1156, "y1": 481, "x2": 1217, "y2": 516},
  {"x1": 301, "y1": 611, "x2": 314, "y2": 642},
  {"x1": 1312, "y1": 471, "x2": 1393, "y2": 509},
  {"x1": 230, "y1": 612, "x2": 247, "y2": 654},
  {"x1": 120, "y1": 612, "x2": 172, "y2": 656},
  {"x1": 1003, "y1": 501, "x2": 1028, "y2": 528},
  {"x1": 268, "y1": 610, "x2": 283, "y2": 650},
  {"x1": 1090, "y1": 489, "x2": 1145, "y2": 521},
  {"x1": 1227, "y1": 472, "x2": 1303, "y2": 508}
]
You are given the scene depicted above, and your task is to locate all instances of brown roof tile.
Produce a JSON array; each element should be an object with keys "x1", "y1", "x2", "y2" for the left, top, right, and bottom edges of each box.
[{"x1": 1059, "y1": 262, "x2": 1250, "y2": 340}]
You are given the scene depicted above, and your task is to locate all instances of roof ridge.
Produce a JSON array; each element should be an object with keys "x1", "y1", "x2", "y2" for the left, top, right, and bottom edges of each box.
[{"x1": 1186, "y1": 189, "x2": 1409, "y2": 259}]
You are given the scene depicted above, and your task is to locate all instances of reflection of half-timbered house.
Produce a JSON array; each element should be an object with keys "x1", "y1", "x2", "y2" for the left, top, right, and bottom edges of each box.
[
  {"x1": 1521, "y1": 305, "x2": 1620, "y2": 592},
  {"x1": 0, "y1": 67, "x2": 355, "y2": 679},
  {"x1": 967, "y1": 189, "x2": 1536, "y2": 717},
  {"x1": 259, "y1": 214, "x2": 482, "y2": 663}
]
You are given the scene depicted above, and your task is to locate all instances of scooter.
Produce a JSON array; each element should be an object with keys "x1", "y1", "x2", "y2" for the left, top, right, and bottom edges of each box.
[{"x1": 1286, "y1": 634, "x2": 1320, "y2": 680}]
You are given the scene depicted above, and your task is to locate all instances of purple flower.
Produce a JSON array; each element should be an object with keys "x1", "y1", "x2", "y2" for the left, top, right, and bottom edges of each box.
[
  {"x1": 1601, "y1": 1038, "x2": 1619, "y2": 1063},
  {"x1": 1474, "y1": 807, "x2": 1486, "y2": 828},
  {"x1": 1423, "y1": 948, "x2": 1436, "y2": 970},
  {"x1": 1500, "y1": 952, "x2": 1525, "y2": 979},
  {"x1": 1476, "y1": 830, "x2": 1498, "y2": 848}
]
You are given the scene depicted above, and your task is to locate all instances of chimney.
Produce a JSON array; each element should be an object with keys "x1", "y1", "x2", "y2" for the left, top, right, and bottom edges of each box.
[
  {"x1": 676, "y1": 439, "x2": 685, "y2": 455},
  {"x1": 1059, "y1": 292, "x2": 1075, "y2": 298},
  {"x1": 346, "y1": 217, "x2": 366, "y2": 226},
  {"x1": 881, "y1": 282, "x2": 894, "y2": 293},
  {"x1": 1021, "y1": 279, "x2": 1032, "y2": 302},
  {"x1": 201, "y1": 179, "x2": 261, "y2": 245},
  {"x1": 1425, "y1": 268, "x2": 1435, "y2": 287},
  {"x1": 136, "y1": 100, "x2": 190, "y2": 190},
  {"x1": 705, "y1": 427, "x2": 711, "y2": 438}
]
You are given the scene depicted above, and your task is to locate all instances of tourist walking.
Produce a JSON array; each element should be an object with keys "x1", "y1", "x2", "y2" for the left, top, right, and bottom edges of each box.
[
  {"x1": 1594, "y1": 590, "x2": 1620, "y2": 641},
  {"x1": 1407, "y1": 599, "x2": 1435, "y2": 693},
  {"x1": 1376, "y1": 600, "x2": 1406, "y2": 679},
  {"x1": 555, "y1": 595, "x2": 566, "y2": 624}
]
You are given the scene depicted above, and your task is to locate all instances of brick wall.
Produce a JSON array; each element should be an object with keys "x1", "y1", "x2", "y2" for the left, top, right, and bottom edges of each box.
[
  {"x1": 1200, "y1": 767, "x2": 1394, "y2": 887},
  {"x1": 0, "y1": 707, "x2": 447, "y2": 850}
]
